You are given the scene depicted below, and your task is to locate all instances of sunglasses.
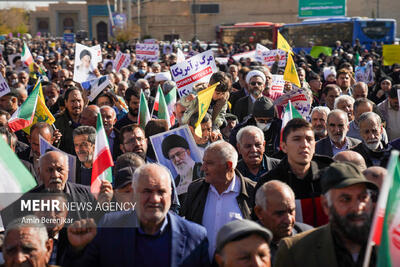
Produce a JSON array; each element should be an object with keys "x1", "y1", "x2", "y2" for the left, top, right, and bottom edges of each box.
[{"x1": 250, "y1": 81, "x2": 263, "y2": 86}]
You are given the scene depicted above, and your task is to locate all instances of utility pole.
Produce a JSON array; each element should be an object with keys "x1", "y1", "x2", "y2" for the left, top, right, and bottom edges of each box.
[
  {"x1": 193, "y1": 0, "x2": 197, "y2": 41},
  {"x1": 137, "y1": 0, "x2": 141, "y2": 40}
]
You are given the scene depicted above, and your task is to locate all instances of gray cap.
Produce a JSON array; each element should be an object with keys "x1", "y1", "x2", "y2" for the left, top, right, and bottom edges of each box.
[
  {"x1": 253, "y1": 97, "x2": 274, "y2": 118},
  {"x1": 216, "y1": 219, "x2": 272, "y2": 253}
]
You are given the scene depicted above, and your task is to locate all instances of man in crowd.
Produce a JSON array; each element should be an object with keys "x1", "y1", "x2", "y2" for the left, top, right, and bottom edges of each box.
[
  {"x1": 322, "y1": 84, "x2": 341, "y2": 110},
  {"x1": 254, "y1": 180, "x2": 313, "y2": 262},
  {"x1": 115, "y1": 88, "x2": 140, "y2": 130},
  {"x1": 183, "y1": 141, "x2": 256, "y2": 260},
  {"x1": 333, "y1": 150, "x2": 368, "y2": 171},
  {"x1": 236, "y1": 126, "x2": 279, "y2": 181},
  {"x1": 230, "y1": 97, "x2": 281, "y2": 157},
  {"x1": 352, "y1": 112, "x2": 392, "y2": 167},
  {"x1": 336, "y1": 68, "x2": 353, "y2": 95},
  {"x1": 310, "y1": 106, "x2": 330, "y2": 141},
  {"x1": 161, "y1": 134, "x2": 203, "y2": 200},
  {"x1": 79, "y1": 105, "x2": 99, "y2": 128},
  {"x1": 256, "y1": 118, "x2": 332, "y2": 227},
  {"x1": 234, "y1": 70, "x2": 266, "y2": 122},
  {"x1": 315, "y1": 110, "x2": 360, "y2": 157},
  {"x1": 55, "y1": 87, "x2": 85, "y2": 155},
  {"x1": 119, "y1": 124, "x2": 150, "y2": 161},
  {"x1": 274, "y1": 162, "x2": 377, "y2": 267},
  {"x1": 0, "y1": 91, "x2": 18, "y2": 115},
  {"x1": 334, "y1": 95, "x2": 354, "y2": 122},
  {"x1": 363, "y1": 166, "x2": 387, "y2": 189},
  {"x1": 348, "y1": 98, "x2": 388, "y2": 143},
  {"x1": 215, "y1": 219, "x2": 273, "y2": 267},
  {"x1": 66, "y1": 163, "x2": 210, "y2": 266},
  {"x1": 3, "y1": 216, "x2": 53, "y2": 267},
  {"x1": 100, "y1": 105, "x2": 119, "y2": 158},
  {"x1": 73, "y1": 126, "x2": 96, "y2": 185},
  {"x1": 377, "y1": 85, "x2": 400, "y2": 141},
  {"x1": 352, "y1": 82, "x2": 368, "y2": 99}
]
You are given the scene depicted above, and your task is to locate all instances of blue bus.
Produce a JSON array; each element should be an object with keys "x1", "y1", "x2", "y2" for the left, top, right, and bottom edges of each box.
[{"x1": 279, "y1": 17, "x2": 396, "y2": 52}]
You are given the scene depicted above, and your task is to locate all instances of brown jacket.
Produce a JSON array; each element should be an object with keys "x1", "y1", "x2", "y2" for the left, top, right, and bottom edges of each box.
[
  {"x1": 274, "y1": 224, "x2": 338, "y2": 267},
  {"x1": 181, "y1": 171, "x2": 256, "y2": 224}
]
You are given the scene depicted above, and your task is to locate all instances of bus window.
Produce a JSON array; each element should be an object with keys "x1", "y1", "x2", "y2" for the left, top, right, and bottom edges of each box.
[{"x1": 360, "y1": 21, "x2": 392, "y2": 40}]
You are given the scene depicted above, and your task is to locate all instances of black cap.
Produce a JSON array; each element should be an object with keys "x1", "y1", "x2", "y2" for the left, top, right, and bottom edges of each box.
[
  {"x1": 161, "y1": 134, "x2": 189, "y2": 159},
  {"x1": 225, "y1": 113, "x2": 238, "y2": 121},
  {"x1": 216, "y1": 219, "x2": 272, "y2": 253},
  {"x1": 320, "y1": 162, "x2": 378, "y2": 194},
  {"x1": 114, "y1": 167, "x2": 135, "y2": 189},
  {"x1": 253, "y1": 97, "x2": 274, "y2": 118}
]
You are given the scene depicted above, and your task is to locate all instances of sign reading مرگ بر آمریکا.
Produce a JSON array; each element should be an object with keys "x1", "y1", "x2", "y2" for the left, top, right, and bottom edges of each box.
[{"x1": 298, "y1": 0, "x2": 346, "y2": 18}]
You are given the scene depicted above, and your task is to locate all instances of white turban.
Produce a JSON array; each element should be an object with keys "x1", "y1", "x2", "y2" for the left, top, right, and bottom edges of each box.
[
  {"x1": 155, "y1": 71, "x2": 172, "y2": 82},
  {"x1": 246, "y1": 70, "x2": 266, "y2": 84}
]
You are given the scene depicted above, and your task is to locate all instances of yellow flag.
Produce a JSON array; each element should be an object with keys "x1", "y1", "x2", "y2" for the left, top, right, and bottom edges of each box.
[
  {"x1": 23, "y1": 82, "x2": 56, "y2": 134},
  {"x1": 283, "y1": 53, "x2": 301, "y2": 88},
  {"x1": 277, "y1": 31, "x2": 293, "y2": 54},
  {"x1": 194, "y1": 82, "x2": 219, "y2": 137}
]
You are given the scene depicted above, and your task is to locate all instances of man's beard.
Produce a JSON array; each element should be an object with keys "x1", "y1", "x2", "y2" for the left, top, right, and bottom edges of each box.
[
  {"x1": 173, "y1": 156, "x2": 195, "y2": 176},
  {"x1": 364, "y1": 140, "x2": 381, "y2": 151},
  {"x1": 129, "y1": 107, "x2": 138, "y2": 116},
  {"x1": 314, "y1": 127, "x2": 326, "y2": 136},
  {"x1": 330, "y1": 205, "x2": 372, "y2": 245},
  {"x1": 329, "y1": 131, "x2": 346, "y2": 144}
]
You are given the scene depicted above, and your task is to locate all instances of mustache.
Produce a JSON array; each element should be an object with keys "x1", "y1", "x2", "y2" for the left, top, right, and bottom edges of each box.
[{"x1": 49, "y1": 178, "x2": 63, "y2": 184}]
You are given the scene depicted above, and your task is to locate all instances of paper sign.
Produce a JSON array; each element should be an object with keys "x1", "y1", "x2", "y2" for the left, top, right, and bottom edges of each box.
[
  {"x1": 136, "y1": 43, "x2": 159, "y2": 62},
  {"x1": 232, "y1": 50, "x2": 256, "y2": 62},
  {"x1": 73, "y1": 43, "x2": 102, "y2": 83},
  {"x1": 63, "y1": 33, "x2": 75, "y2": 43},
  {"x1": 215, "y1": 57, "x2": 229, "y2": 65},
  {"x1": 39, "y1": 135, "x2": 76, "y2": 183},
  {"x1": 383, "y1": 45, "x2": 400, "y2": 66},
  {"x1": 310, "y1": 46, "x2": 332, "y2": 58},
  {"x1": 103, "y1": 59, "x2": 114, "y2": 71},
  {"x1": 113, "y1": 51, "x2": 131, "y2": 73},
  {"x1": 274, "y1": 88, "x2": 312, "y2": 117},
  {"x1": 271, "y1": 75, "x2": 285, "y2": 94},
  {"x1": 355, "y1": 61, "x2": 374, "y2": 84},
  {"x1": 170, "y1": 49, "x2": 218, "y2": 97},
  {"x1": 260, "y1": 49, "x2": 287, "y2": 68},
  {"x1": 0, "y1": 73, "x2": 10, "y2": 98},
  {"x1": 144, "y1": 39, "x2": 157, "y2": 44},
  {"x1": 255, "y1": 44, "x2": 269, "y2": 63},
  {"x1": 8, "y1": 53, "x2": 21, "y2": 68},
  {"x1": 81, "y1": 75, "x2": 111, "y2": 101}
]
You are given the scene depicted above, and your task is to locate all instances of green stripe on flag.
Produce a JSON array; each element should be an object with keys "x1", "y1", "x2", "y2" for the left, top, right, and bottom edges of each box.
[{"x1": 18, "y1": 81, "x2": 40, "y2": 120}]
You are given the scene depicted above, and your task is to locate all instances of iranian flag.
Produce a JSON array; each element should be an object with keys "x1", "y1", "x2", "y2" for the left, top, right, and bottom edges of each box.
[
  {"x1": 8, "y1": 81, "x2": 40, "y2": 132},
  {"x1": 138, "y1": 90, "x2": 150, "y2": 129},
  {"x1": 363, "y1": 151, "x2": 400, "y2": 267},
  {"x1": 0, "y1": 133, "x2": 37, "y2": 210},
  {"x1": 91, "y1": 112, "x2": 114, "y2": 194},
  {"x1": 152, "y1": 85, "x2": 177, "y2": 127},
  {"x1": 21, "y1": 42, "x2": 34, "y2": 67},
  {"x1": 280, "y1": 100, "x2": 302, "y2": 148}
]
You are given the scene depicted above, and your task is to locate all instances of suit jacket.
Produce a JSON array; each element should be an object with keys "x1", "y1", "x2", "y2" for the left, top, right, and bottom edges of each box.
[
  {"x1": 54, "y1": 111, "x2": 79, "y2": 155},
  {"x1": 315, "y1": 136, "x2": 361, "y2": 157},
  {"x1": 182, "y1": 171, "x2": 256, "y2": 225},
  {"x1": 274, "y1": 224, "x2": 338, "y2": 267},
  {"x1": 65, "y1": 210, "x2": 210, "y2": 267}
]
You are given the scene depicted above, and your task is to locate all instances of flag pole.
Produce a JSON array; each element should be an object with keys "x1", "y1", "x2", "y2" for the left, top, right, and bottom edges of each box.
[{"x1": 362, "y1": 150, "x2": 399, "y2": 267}]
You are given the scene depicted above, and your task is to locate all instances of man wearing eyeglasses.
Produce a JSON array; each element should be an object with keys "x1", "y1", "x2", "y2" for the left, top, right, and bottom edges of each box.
[
  {"x1": 161, "y1": 134, "x2": 203, "y2": 204},
  {"x1": 233, "y1": 69, "x2": 268, "y2": 122},
  {"x1": 119, "y1": 124, "x2": 153, "y2": 163}
]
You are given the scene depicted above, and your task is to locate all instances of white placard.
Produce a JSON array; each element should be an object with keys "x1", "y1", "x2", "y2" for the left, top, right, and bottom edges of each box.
[
  {"x1": 136, "y1": 43, "x2": 159, "y2": 62},
  {"x1": 0, "y1": 73, "x2": 10, "y2": 98},
  {"x1": 73, "y1": 43, "x2": 102, "y2": 83},
  {"x1": 113, "y1": 51, "x2": 131, "y2": 73},
  {"x1": 260, "y1": 49, "x2": 287, "y2": 68},
  {"x1": 170, "y1": 49, "x2": 218, "y2": 97}
]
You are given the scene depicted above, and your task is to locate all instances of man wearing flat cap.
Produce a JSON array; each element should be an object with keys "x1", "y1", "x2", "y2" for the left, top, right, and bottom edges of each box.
[
  {"x1": 161, "y1": 134, "x2": 203, "y2": 202},
  {"x1": 275, "y1": 162, "x2": 378, "y2": 267},
  {"x1": 230, "y1": 96, "x2": 282, "y2": 157},
  {"x1": 234, "y1": 70, "x2": 267, "y2": 122},
  {"x1": 215, "y1": 219, "x2": 273, "y2": 267}
]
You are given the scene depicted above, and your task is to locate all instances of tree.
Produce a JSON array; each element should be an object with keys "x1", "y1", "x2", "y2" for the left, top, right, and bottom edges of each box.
[{"x1": 0, "y1": 8, "x2": 29, "y2": 35}]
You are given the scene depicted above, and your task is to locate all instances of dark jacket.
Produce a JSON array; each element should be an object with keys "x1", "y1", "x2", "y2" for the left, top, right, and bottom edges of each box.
[
  {"x1": 175, "y1": 162, "x2": 204, "y2": 207},
  {"x1": 233, "y1": 95, "x2": 254, "y2": 122},
  {"x1": 351, "y1": 142, "x2": 392, "y2": 168},
  {"x1": 255, "y1": 155, "x2": 333, "y2": 227},
  {"x1": 229, "y1": 116, "x2": 282, "y2": 157},
  {"x1": 1, "y1": 182, "x2": 98, "y2": 228},
  {"x1": 54, "y1": 111, "x2": 79, "y2": 155},
  {"x1": 236, "y1": 154, "x2": 280, "y2": 182},
  {"x1": 182, "y1": 171, "x2": 256, "y2": 225},
  {"x1": 315, "y1": 136, "x2": 361, "y2": 157},
  {"x1": 65, "y1": 210, "x2": 210, "y2": 267}
]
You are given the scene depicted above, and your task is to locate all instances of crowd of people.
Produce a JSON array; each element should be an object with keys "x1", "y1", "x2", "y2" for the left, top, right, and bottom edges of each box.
[{"x1": 0, "y1": 35, "x2": 396, "y2": 267}]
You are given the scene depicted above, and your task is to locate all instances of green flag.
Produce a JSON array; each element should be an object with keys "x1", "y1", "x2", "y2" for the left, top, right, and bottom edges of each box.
[{"x1": 138, "y1": 90, "x2": 150, "y2": 129}]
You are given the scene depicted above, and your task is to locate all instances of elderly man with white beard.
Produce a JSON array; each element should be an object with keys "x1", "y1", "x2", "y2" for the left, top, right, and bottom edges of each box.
[
  {"x1": 315, "y1": 110, "x2": 360, "y2": 157},
  {"x1": 351, "y1": 112, "x2": 392, "y2": 167},
  {"x1": 161, "y1": 134, "x2": 203, "y2": 204}
]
